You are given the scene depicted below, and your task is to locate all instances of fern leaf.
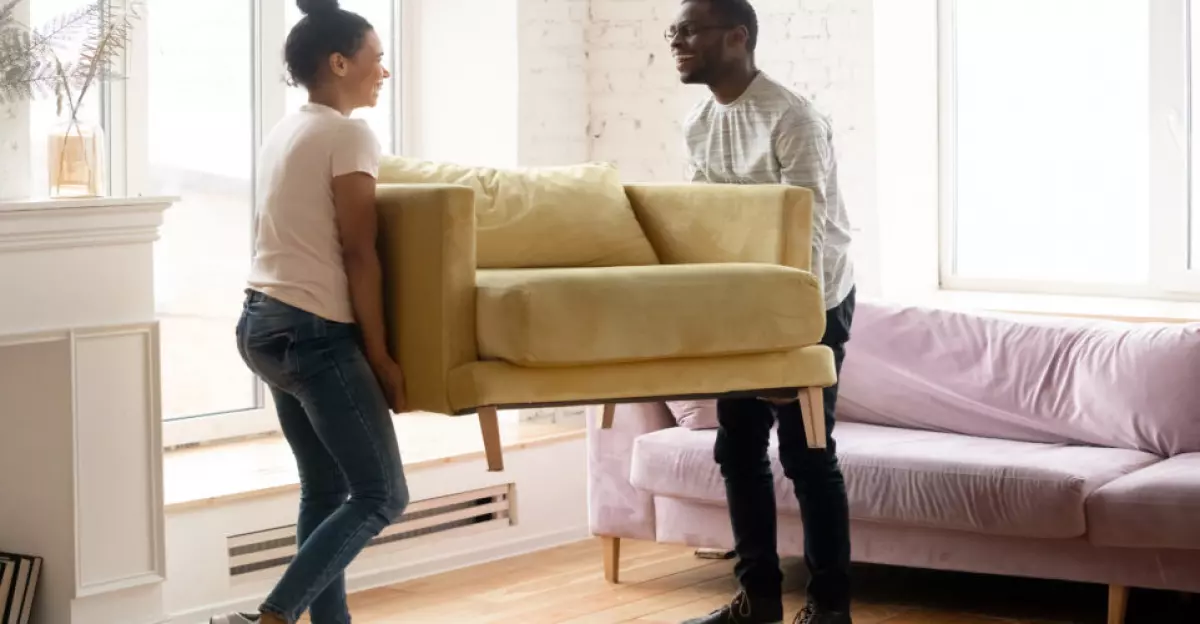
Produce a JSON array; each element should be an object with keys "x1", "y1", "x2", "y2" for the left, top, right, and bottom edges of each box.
[
  {"x1": 0, "y1": 54, "x2": 63, "y2": 103},
  {"x1": 32, "y1": 2, "x2": 102, "y2": 55},
  {"x1": 0, "y1": 0, "x2": 140, "y2": 107},
  {"x1": 71, "y1": 6, "x2": 139, "y2": 103}
]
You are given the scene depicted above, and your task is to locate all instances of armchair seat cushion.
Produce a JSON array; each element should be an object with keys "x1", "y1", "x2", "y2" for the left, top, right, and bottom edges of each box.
[{"x1": 475, "y1": 263, "x2": 825, "y2": 367}]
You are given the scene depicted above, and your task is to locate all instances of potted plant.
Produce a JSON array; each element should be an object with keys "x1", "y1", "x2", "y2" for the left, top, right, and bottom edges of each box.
[{"x1": 0, "y1": 0, "x2": 140, "y2": 198}]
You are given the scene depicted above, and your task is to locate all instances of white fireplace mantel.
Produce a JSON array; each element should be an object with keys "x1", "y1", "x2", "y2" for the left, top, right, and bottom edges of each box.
[
  {"x1": 0, "y1": 197, "x2": 168, "y2": 248},
  {"x1": 0, "y1": 196, "x2": 174, "y2": 624},
  {"x1": 0, "y1": 196, "x2": 173, "y2": 336}
]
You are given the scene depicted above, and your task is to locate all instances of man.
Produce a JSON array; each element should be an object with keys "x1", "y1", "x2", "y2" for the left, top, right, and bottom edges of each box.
[{"x1": 670, "y1": 1, "x2": 856, "y2": 623}]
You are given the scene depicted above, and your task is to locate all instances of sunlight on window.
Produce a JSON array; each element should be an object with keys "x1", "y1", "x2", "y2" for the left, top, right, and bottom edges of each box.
[
  {"x1": 284, "y1": 0, "x2": 395, "y2": 152},
  {"x1": 146, "y1": 0, "x2": 258, "y2": 420},
  {"x1": 950, "y1": 0, "x2": 1150, "y2": 283}
]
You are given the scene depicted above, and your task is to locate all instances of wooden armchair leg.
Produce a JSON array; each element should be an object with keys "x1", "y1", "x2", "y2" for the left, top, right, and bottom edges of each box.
[
  {"x1": 602, "y1": 536, "x2": 621, "y2": 583},
  {"x1": 599, "y1": 403, "x2": 616, "y2": 429},
  {"x1": 799, "y1": 387, "x2": 827, "y2": 449},
  {"x1": 1108, "y1": 584, "x2": 1129, "y2": 624},
  {"x1": 478, "y1": 406, "x2": 504, "y2": 472}
]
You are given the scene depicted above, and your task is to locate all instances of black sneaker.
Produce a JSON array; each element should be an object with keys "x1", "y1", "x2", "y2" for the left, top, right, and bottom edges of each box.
[
  {"x1": 682, "y1": 591, "x2": 784, "y2": 624},
  {"x1": 793, "y1": 602, "x2": 852, "y2": 624}
]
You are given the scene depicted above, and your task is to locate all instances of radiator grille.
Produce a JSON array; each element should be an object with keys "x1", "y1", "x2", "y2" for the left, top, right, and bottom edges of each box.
[{"x1": 226, "y1": 484, "x2": 514, "y2": 577}]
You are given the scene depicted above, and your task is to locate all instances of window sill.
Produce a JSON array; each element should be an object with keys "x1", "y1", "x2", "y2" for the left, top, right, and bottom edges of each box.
[
  {"x1": 163, "y1": 412, "x2": 586, "y2": 513},
  {"x1": 897, "y1": 288, "x2": 1200, "y2": 322}
]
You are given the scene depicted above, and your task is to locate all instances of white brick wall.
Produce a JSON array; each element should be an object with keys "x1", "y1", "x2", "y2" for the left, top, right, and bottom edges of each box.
[{"x1": 518, "y1": 0, "x2": 591, "y2": 166}]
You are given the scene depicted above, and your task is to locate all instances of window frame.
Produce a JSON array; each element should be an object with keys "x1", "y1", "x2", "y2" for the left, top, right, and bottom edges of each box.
[
  {"x1": 937, "y1": 0, "x2": 1200, "y2": 299},
  {"x1": 104, "y1": 0, "x2": 406, "y2": 447}
]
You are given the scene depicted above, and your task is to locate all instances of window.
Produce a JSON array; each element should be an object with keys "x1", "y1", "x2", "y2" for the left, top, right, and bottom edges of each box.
[
  {"x1": 939, "y1": 0, "x2": 1198, "y2": 296},
  {"x1": 147, "y1": 0, "x2": 259, "y2": 435},
  {"x1": 139, "y1": 0, "x2": 401, "y2": 446}
]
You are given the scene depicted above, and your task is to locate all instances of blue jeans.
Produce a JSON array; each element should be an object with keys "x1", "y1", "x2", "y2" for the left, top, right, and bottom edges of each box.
[{"x1": 236, "y1": 290, "x2": 409, "y2": 624}]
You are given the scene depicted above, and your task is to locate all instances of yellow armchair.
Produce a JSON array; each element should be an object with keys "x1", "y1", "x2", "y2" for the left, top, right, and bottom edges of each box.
[{"x1": 375, "y1": 160, "x2": 837, "y2": 472}]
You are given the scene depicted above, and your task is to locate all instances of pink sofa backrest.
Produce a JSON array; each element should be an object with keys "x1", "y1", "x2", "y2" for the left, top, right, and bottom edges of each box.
[{"x1": 837, "y1": 301, "x2": 1200, "y2": 457}]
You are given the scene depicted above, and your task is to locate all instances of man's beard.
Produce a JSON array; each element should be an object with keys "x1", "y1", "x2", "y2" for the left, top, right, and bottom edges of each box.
[{"x1": 679, "y1": 66, "x2": 711, "y2": 85}]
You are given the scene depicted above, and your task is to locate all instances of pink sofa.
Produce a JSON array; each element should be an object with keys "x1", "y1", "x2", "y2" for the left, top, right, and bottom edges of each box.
[{"x1": 587, "y1": 301, "x2": 1200, "y2": 623}]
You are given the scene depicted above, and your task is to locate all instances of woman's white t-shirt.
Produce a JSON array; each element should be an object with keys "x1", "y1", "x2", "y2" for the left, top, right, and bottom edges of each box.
[{"x1": 247, "y1": 102, "x2": 381, "y2": 323}]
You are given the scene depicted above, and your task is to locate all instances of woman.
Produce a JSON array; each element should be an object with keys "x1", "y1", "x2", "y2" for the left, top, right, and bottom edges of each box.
[{"x1": 213, "y1": 1, "x2": 408, "y2": 622}]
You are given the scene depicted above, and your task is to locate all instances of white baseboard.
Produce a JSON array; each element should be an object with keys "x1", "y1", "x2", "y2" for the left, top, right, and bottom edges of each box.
[
  {"x1": 518, "y1": 406, "x2": 588, "y2": 423},
  {"x1": 167, "y1": 525, "x2": 591, "y2": 624}
]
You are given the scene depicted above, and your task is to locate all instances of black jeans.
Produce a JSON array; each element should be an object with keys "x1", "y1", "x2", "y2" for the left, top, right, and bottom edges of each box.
[{"x1": 714, "y1": 287, "x2": 855, "y2": 611}]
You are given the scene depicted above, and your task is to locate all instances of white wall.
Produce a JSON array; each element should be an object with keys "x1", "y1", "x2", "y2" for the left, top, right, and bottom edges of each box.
[
  {"x1": 0, "y1": 99, "x2": 30, "y2": 201},
  {"x1": 407, "y1": 0, "x2": 520, "y2": 166},
  {"x1": 517, "y1": 0, "x2": 591, "y2": 166},
  {"x1": 407, "y1": 0, "x2": 592, "y2": 167},
  {"x1": 0, "y1": 0, "x2": 31, "y2": 201}
]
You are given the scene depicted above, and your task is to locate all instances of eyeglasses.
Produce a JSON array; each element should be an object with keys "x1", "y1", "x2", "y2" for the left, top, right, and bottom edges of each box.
[{"x1": 663, "y1": 23, "x2": 733, "y2": 42}]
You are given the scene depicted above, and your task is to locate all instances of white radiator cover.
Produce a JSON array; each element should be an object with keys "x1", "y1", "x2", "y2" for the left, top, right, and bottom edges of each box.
[
  {"x1": 163, "y1": 436, "x2": 589, "y2": 623},
  {"x1": 226, "y1": 485, "x2": 514, "y2": 580}
]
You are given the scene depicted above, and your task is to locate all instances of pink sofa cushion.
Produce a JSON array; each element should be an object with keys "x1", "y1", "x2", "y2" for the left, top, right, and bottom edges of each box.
[
  {"x1": 1086, "y1": 453, "x2": 1200, "y2": 550},
  {"x1": 665, "y1": 400, "x2": 719, "y2": 430},
  {"x1": 629, "y1": 422, "x2": 1159, "y2": 539},
  {"x1": 837, "y1": 302, "x2": 1200, "y2": 457}
]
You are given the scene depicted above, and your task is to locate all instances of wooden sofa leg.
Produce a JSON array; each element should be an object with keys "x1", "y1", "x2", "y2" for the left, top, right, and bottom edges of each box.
[
  {"x1": 799, "y1": 387, "x2": 827, "y2": 449},
  {"x1": 602, "y1": 536, "x2": 620, "y2": 583},
  {"x1": 600, "y1": 403, "x2": 616, "y2": 429},
  {"x1": 1108, "y1": 584, "x2": 1129, "y2": 624},
  {"x1": 478, "y1": 407, "x2": 504, "y2": 472}
]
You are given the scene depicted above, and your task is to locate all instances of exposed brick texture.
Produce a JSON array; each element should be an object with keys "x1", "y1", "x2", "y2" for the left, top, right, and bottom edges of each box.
[{"x1": 518, "y1": 0, "x2": 592, "y2": 166}]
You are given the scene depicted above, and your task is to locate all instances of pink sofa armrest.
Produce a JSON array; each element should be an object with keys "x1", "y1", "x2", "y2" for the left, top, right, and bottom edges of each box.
[{"x1": 587, "y1": 402, "x2": 676, "y2": 540}]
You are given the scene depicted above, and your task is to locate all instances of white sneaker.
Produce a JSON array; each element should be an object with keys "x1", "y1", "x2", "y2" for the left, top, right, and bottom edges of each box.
[{"x1": 209, "y1": 614, "x2": 260, "y2": 624}]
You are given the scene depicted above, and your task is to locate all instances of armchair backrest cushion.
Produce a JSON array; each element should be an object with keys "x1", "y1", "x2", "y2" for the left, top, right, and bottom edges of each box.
[
  {"x1": 625, "y1": 183, "x2": 814, "y2": 273},
  {"x1": 378, "y1": 157, "x2": 659, "y2": 268}
]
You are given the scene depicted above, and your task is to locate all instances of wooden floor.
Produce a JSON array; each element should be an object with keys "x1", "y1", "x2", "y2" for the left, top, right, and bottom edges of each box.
[{"x1": 309, "y1": 539, "x2": 1198, "y2": 623}]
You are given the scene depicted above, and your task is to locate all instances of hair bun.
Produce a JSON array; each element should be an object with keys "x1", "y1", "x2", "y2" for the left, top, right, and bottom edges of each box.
[{"x1": 296, "y1": 0, "x2": 339, "y2": 15}]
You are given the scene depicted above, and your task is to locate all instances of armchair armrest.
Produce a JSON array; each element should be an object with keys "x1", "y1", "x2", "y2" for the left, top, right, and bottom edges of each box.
[
  {"x1": 376, "y1": 183, "x2": 478, "y2": 415},
  {"x1": 625, "y1": 183, "x2": 815, "y2": 272}
]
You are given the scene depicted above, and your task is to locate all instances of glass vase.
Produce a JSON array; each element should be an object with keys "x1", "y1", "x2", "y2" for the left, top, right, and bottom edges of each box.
[{"x1": 47, "y1": 118, "x2": 107, "y2": 199}]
